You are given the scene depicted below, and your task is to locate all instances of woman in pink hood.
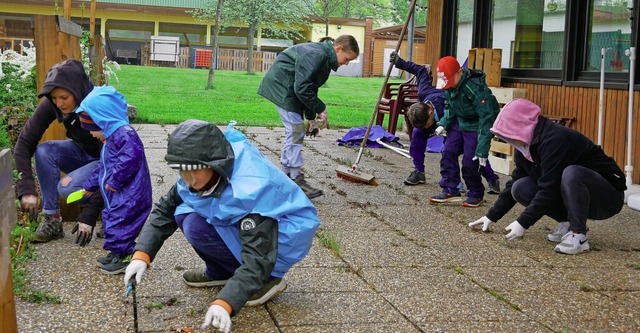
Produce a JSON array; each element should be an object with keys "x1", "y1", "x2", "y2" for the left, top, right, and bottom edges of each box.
[{"x1": 469, "y1": 98, "x2": 626, "y2": 255}]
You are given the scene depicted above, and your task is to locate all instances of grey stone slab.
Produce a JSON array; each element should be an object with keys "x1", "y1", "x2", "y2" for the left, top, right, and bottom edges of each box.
[
  {"x1": 504, "y1": 290, "x2": 638, "y2": 332},
  {"x1": 338, "y1": 231, "x2": 442, "y2": 268},
  {"x1": 280, "y1": 322, "x2": 421, "y2": 333},
  {"x1": 556, "y1": 267, "x2": 640, "y2": 292},
  {"x1": 285, "y1": 267, "x2": 372, "y2": 293},
  {"x1": 463, "y1": 266, "x2": 577, "y2": 293},
  {"x1": 428, "y1": 241, "x2": 542, "y2": 268},
  {"x1": 360, "y1": 267, "x2": 480, "y2": 294},
  {"x1": 268, "y1": 292, "x2": 401, "y2": 326},
  {"x1": 383, "y1": 290, "x2": 527, "y2": 323},
  {"x1": 296, "y1": 238, "x2": 345, "y2": 268},
  {"x1": 418, "y1": 320, "x2": 548, "y2": 333},
  {"x1": 317, "y1": 215, "x2": 393, "y2": 233}
]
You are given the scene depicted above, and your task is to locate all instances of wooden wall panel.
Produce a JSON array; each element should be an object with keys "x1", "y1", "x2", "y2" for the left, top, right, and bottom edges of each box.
[{"x1": 504, "y1": 82, "x2": 640, "y2": 183}]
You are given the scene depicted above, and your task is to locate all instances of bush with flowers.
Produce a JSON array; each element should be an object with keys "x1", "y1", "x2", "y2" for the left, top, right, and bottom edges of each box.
[{"x1": 0, "y1": 43, "x2": 37, "y2": 149}]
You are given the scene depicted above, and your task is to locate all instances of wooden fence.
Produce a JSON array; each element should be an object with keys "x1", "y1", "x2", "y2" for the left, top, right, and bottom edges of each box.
[{"x1": 190, "y1": 48, "x2": 277, "y2": 72}]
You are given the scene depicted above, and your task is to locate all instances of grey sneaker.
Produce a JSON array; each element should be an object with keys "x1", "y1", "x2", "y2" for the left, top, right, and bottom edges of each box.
[
  {"x1": 404, "y1": 170, "x2": 426, "y2": 185},
  {"x1": 100, "y1": 253, "x2": 131, "y2": 275},
  {"x1": 182, "y1": 269, "x2": 228, "y2": 288},
  {"x1": 554, "y1": 231, "x2": 590, "y2": 255},
  {"x1": 96, "y1": 252, "x2": 115, "y2": 266},
  {"x1": 547, "y1": 221, "x2": 570, "y2": 243},
  {"x1": 487, "y1": 179, "x2": 501, "y2": 195},
  {"x1": 245, "y1": 278, "x2": 287, "y2": 307},
  {"x1": 33, "y1": 214, "x2": 64, "y2": 243},
  {"x1": 293, "y1": 174, "x2": 323, "y2": 199}
]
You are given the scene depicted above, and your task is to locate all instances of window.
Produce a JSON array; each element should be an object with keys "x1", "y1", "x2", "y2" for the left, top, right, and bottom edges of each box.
[
  {"x1": 493, "y1": 0, "x2": 567, "y2": 69},
  {"x1": 586, "y1": 0, "x2": 634, "y2": 73}
]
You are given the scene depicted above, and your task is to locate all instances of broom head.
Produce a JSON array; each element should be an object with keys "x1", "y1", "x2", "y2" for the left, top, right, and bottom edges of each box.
[{"x1": 335, "y1": 165, "x2": 377, "y2": 185}]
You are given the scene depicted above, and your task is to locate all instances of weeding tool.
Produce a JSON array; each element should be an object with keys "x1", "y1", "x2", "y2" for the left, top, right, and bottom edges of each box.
[
  {"x1": 335, "y1": 0, "x2": 418, "y2": 185},
  {"x1": 66, "y1": 189, "x2": 85, "y2": 204},
  {"x1": 126, "y1": 278, "x2": 139, "y2": 333}
]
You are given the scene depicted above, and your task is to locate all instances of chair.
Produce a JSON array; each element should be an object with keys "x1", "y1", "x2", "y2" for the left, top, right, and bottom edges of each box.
[{"x1": 375, "y1": 76, "x2": 418, "y2": 136}]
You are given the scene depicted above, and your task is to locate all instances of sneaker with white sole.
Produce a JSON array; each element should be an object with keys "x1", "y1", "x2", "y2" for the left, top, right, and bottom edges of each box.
[
  {"x1": 554, "y1": 231, "x2": 590, "y2": 255},
  {"x1": 245, "y1": 278, "x2": 287, "y2": 306},
  {"x1": 547, "y1": 221, "x2": 570, "y2": 243},
  {"x1": 429, "y1": 191, "x2": 462, "y2": 203},
  {"x1": 182, "y1": 269, "x2": 228, "y2": 287}
]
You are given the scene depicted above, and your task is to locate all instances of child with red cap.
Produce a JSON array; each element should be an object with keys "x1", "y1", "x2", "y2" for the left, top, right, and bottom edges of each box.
[{"x1": 429, "y1": 56, "x2": 500, "y2": 207}]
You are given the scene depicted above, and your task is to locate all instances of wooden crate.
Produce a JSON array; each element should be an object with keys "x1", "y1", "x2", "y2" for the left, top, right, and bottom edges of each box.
[
  {"x1": 488, "y1": 138, "x2": 515, "y2": 175},
  {"x1": 486, "y1": 87, "x2": 527, "y2": 175},
  {"x1": 468, "y1": 48, "x2": 502, "y2": 87}
]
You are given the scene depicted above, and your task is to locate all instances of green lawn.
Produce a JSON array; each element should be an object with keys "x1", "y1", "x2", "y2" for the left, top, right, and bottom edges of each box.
[{"x1": 110, "y1": 65, "x2": 403, "y2": 129}]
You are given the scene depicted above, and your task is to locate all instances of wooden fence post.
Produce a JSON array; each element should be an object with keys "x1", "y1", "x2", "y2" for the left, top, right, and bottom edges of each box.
[
  {"x1": 34, "y1": 15, "x2": 83, "y2": 220},
  {"x1": 0, "y1": 149, "x2": 18, "y2": 333}
]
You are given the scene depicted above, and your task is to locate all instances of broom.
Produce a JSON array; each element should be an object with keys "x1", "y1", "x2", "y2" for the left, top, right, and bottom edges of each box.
[{"x1": 336, "y1": 0, "x2": 418, "y2": 185}]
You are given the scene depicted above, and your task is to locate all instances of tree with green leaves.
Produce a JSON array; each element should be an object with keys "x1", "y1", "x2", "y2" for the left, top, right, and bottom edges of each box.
[
  {"x1": 193, "y1": 0, "x2": 311, "y2": 75},
  {"x1": 302, "y1": 0, "x2": 343, "y2": 36}
]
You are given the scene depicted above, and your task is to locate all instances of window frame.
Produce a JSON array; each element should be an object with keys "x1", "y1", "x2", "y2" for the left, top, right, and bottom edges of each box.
[{"x1": 441, "y1": 0, "x2": 639, "y2": 88}]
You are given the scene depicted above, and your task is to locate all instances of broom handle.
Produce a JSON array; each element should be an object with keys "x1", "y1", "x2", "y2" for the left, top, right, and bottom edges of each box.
[{"x1": 353, "y1": 0, "x2": 418, "y2": 169}]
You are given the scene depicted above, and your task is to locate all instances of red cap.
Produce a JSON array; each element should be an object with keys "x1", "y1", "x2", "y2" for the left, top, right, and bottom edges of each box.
[{"x1": 436, "y1": 56, "x2": 461, "y2": 90}]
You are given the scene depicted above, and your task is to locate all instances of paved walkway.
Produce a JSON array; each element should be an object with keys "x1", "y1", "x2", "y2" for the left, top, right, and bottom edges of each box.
[{"x1": 16, "y1": 124, "x2": 640, "y2": 332}]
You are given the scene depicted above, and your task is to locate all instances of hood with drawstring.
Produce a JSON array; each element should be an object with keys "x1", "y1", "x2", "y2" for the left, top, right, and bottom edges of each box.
[
  {"x1": 165, "y1": 120, "x2": 235, "y2": 197},
  {"x1": 76, "y1": 85, "x2": 129, "y2": 138},
  {"x1": 491, "y1": 98, "x2": 541, "y2": 161}
]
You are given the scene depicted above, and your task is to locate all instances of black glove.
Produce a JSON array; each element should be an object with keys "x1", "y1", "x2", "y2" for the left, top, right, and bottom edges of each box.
[
  {"x1": 389, "y1": 51, "x2": 398, "y2": 64},
  {"x1": 71, "y1": 222, "x2": 94, "y2": 247}
]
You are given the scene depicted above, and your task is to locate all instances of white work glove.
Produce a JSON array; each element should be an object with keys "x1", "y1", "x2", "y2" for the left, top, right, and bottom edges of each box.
[
  {"x1": 505, "y1": 221, "x2": 525, "y2": 240},
  {"x1": 468, "y1": 216, "x2": 494, "y2": 232},
  {"x1": 306, "y1": 119, "x2": 319, "y2": 137},
  {"x1": 472, "y1": 156, "x2": 487, "y2": 167},
  {"x1": 20, "y1": 194, "x2": 38, "y2": 222},
  {"x1": 202, "y1": 304, "x2": 231, "y2": 333},
  {"x1": 434, "y1": 126, "x2": 445, "y2": 136},
  {"x1": 316, "y1": 110, "x2": 328, "y2": 129},
  {"x1": 123, "y1": 259, "x2": 147, "y2": 287}
]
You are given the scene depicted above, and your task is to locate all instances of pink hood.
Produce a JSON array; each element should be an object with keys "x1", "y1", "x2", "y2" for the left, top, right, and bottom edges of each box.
[{"x1": 490, "y1": 98, "x2": 541, "y2": 161}]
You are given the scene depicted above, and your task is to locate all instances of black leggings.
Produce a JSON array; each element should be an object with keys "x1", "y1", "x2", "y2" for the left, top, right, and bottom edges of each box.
[{"x1": 511, "y1": 165, "x2": 624, "y2": 234}]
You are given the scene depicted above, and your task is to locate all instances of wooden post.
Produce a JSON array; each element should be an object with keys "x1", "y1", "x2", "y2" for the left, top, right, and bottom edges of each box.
[
  {"x1": 34, "y1": 15, "x2": 83, "y2": 220},
  {"x1": 0, "y1": 149, "x2": 18, "y2": 333},
  {"x1": 90, "y1": 0, "x2": 96, "y2": 37}
]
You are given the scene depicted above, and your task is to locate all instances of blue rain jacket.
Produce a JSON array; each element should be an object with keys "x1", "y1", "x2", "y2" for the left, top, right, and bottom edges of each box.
[
  {"x1": 77, "y1": 86, "x2": 152, "y2": 255},
  {"x1": 175, "y1": 123, "x2": 320, "y2": 277}
]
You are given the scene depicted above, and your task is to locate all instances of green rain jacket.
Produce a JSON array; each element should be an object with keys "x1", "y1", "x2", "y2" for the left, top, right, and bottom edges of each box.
[
  {"x1": 436, "y1": 69, "x2": 500, "y2": 158},
  {"x1": 258, "y1": 40, "x2": 338, "y2": 120}
]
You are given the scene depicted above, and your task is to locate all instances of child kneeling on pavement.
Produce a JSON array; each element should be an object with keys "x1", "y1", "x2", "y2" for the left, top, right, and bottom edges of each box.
[
  {"x1": 75, "y1": 85, "x2": 152, "y2": 274},
  {"x1": 469, "y1": 98, "x2": 626, "y2": 255},
  {"x1": 123, "y1": 120, "x2": 321, "y2": 333}
]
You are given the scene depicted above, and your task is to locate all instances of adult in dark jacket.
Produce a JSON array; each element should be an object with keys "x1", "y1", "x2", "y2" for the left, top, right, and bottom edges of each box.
[
  {"x1": 469, "y1": 99, "x2": 626, "y2": 255},
  {"x1": 258, "y1": 35, "x2": 359, "y2": 199},
  {"x1": 14, "y1": 59, "x2": 104, "y2": 243},
  {"x1": 123, "y1": 120, "x2": 320, "y2": 333}
]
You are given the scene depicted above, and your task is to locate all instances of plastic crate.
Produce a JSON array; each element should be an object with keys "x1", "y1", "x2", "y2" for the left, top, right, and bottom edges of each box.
[{"x1": 194, "y1": 49, "x2": 212, "y2": 68}]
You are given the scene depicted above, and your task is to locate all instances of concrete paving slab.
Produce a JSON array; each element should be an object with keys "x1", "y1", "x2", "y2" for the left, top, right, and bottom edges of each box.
[{"x1": 14, "y1": 124, "x2": 640, "y2": 332}]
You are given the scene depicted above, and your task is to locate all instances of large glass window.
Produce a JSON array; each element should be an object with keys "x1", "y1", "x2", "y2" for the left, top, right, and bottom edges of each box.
[
  {"x1": 493, "y1": 0, "x2": 567, "y2": 69},
  {"x1": 586, "y1": 0, "x2": 634, "y2": 73},
  {"x1": 456, "y1": 0, "x2": 474, "y2": 65}
]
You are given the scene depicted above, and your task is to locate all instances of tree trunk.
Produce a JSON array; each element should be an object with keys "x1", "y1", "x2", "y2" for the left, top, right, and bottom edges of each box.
[
  {"x1": 207, "y1": 0, "x2": 225, "y2": 89},
  {"x1": 247, "y1": 22, "x2": 257, "y2": 74}
]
